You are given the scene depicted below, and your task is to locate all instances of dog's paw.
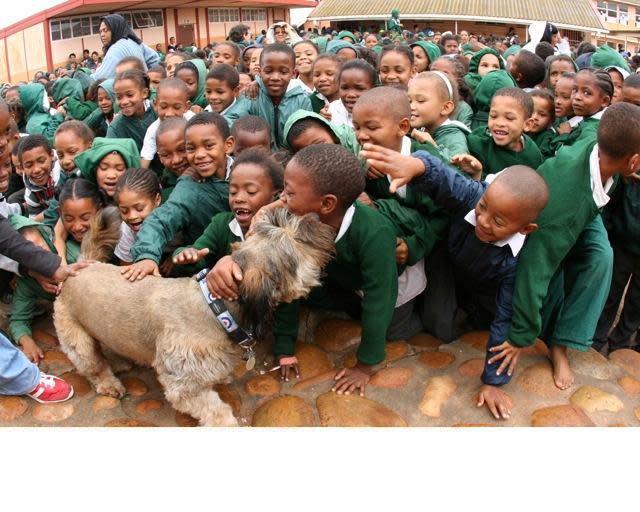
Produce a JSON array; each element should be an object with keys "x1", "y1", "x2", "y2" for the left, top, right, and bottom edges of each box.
[{"x1": 96, "y1": 377, "x2": 126, "y2": 398}]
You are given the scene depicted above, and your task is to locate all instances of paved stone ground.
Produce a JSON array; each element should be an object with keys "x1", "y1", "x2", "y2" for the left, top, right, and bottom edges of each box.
[{"x1": 1, "y1": 304, "x2": 639, "y2": 427}]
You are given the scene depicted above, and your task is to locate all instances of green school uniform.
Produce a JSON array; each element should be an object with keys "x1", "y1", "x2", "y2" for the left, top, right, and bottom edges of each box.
[
  {"x1": 75, "y1": 137, "x2": 141, "y2": 185},
  {"x1": 85, "y1": 80, "x2": 117, "y2": 137},
  {"x1": 282, "y1": 109, "x2": 360, "y2": 157},
  {"x1": 190, "y1": 59, "x2": 209, "y2": 109},
  {"x1": 159, "y1": 168, "x2": 179, "y2": 203},
  {"x1": 52, "y1": 77, "x2": 97, "y2": 120},
  {"x1": 309, "y1": 91, "x2": 327, "y2": 114},
  {"x1": 550, "y1": 115, "x2": 600, "y2": 153},
  {"x1": 467, "y1": 127, "x2": 544, "y2": 178},
  {"x1": 451, "y1": 101, "x2": 474, "y2": 130},
  {"x1": 130, "y1": 175, "x2": 230, "y2": 264},
  {"x1": 172, "y1": 211, "x2": 241, "y2": 274},
  {"x1": 9, "y1": 216, "x2": 80, "y2": 343},
  {"x1": 432, "y1": 120, "x2": 470, "y2": 161},
  {"x1": 106, "y1": 103, "x2": 158, "y2": 151},
  {"x1": 273, "y1": 202, "x2": 399, "y2": 365},
  {"x1": 470, "y1": 70, "x2": 518, "y2": 131},
  {"x1": 529, "y1": 128, "x2": 557, "y2": 159},
  {"x1": 410, "y1": 41, "x2": 441, "y2": 69},
  {"x1": 509, "y1": 139, "x2": 610, "y2": 348},
  {"x1": 463, "y1": 48, "x2": 505, "y2": 93},
  {"x1": 18, "y1": 83, "x2": 65, "y2": 145}
]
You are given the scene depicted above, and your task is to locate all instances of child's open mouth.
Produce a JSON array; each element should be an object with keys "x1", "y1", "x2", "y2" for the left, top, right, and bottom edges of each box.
[
  {"x1": 234, "y1": 208, "x2": 253, "y2": 223},
  {"x1": 128, "y1": 220, "x2": 143, "y2": 232}
]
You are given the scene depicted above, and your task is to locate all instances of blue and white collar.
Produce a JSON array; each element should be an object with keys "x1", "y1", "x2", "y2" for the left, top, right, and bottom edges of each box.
[{"x1": 464, "y1": 209, "x2": 526, "y2": 256}]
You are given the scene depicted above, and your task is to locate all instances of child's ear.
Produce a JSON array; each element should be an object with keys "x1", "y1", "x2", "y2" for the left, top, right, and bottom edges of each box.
[
  {"x1": 154, "y1": 193, "x2": 161, "y2": 207},
  {"x1": 627, "y1": 153, "x2": 640, "y2": 174},
  {"x1": 224, "y1": 135, "x2": 235, "y2": 155},
  {"x1": 441, "y1": 100, "x2": 455, "y2": 117},
  {"x1": 519, "y1": 222, "x2": 538, "y2": 235},
  {"x1": 142, "y1": 87, "x2": 150, "y2": 100},
  {"x1": 523, "y1": 116, "x2": 536, "y2": 133},
  {"x1": 410, "y1": 65, "x2": 417, "y2": 79},
  {"x1": 398, "y1": 117, "x2": 411, "y2": 136},
  {"x1": 233, "y1": 85, "x2": 241, "y2": 98},
  {"x1": 319, "y1": 194, "x2": 338, "y2": 215}
]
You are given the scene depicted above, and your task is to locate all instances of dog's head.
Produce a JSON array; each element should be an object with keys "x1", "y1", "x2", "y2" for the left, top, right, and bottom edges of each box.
[
  {"x1": 80, "y1": 206, "x2": 122, "y2": 262},
  {"x1": 231, "y1": 208, "x2": 335, "y2": 326}
]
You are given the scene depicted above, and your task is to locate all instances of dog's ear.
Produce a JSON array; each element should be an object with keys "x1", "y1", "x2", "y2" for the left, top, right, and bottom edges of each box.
[
  {"x1": 293, "y1": 213, "x2": 336, "y2": 269},
  {"x1": 239, "y1": 267, "x2": 274, "y2": 338}
]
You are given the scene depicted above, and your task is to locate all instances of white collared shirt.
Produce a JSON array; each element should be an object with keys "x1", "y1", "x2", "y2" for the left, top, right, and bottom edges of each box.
[
  {"x1": 387, "y1": 136, "x2": 412, "y2": 199},
  {"x1": 140, "y1": 110, "x2": 196, "y2": 161},
  {"x1": 464, "y1": 209, "x2": 526, "y2": 257},
  {"x1": 328, "y1": 99, "x2": 352, "y2": 128},
  {"x1": 568, "y1": 108, "x2": 606, "y2": 128},
  {"x1": 589, "y1": 144, "x2": 614, "y2": 208},
  {"x1": 205, "y1": 97, "x2": 237, "y2": 115},
  {"x1": 228, "y1": 217, "x2": 245, "y2": 241},
  {"x1": 335, "y1": 204, "x2": 356, "y2": 243}
]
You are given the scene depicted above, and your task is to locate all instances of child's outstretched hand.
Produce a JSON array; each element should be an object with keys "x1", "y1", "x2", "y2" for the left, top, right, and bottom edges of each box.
[
  {"x1": 556, "y1": 122, "x2": 572, "y2": 135},
  {"x1": 173, "y1": 247, "x2": 210, "y2": 265},
  {"x1": 488, "y1": 341, "x2": 522, "y2": 377},
  {"x1": 278, "y1": 356, "x2": 300, "y2": 382},
  {"x1": 359, "y1": 143, "x2": 426, "y2": 194},
  {"x1": 206, "y1": 255, "x2": 243, "y2": 301},
  {"x1": 190, "y1": 105, "x2": 204, "y2": 114},
  {"x1": 332, "y1": 363, "x2": 373, "y2": 396},
  {"x1": 450, "y1": 154, "x2": 483, "y2": 181},
  {"x1": 477, "y1": 384, "x2": 514, "y2": 420},
  {"x1": 395, "y1": 238, "x2": 409, "y2": 265},
  {"x1": 121, "y1": 259, "x2": 160, "y2": 281},
  {"x1": 20, "y1": 336, "x2": 44, "y2": 364},
  {"x1": 411, "y1": 128, "x2": 436, "y2": 145}
]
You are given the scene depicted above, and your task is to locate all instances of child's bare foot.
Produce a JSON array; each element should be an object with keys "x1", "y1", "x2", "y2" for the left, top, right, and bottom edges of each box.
[{"x1": 549, "y1": 344, "x2": 574, "y2": 390}]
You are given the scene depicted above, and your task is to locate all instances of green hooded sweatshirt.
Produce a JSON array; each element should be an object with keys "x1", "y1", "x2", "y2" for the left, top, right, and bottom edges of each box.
[
  {"x1": 282, "y1": 109, "x2": 360, "y2": 156},
  {"x1": 432, "y1": 119, "x2": 471, "y2": 161},
  {"x1": 85, "y1": 79, "x2": 118, "y2": 136},
  {"x1": 189, "y1": 58, "x2": 209, "y2": 108},
  {"x1": 225, "y1": 77, "x2": 313, "y2": 150},
  {"x1": 452, "y1": 100, "x2": 474, "y2": 129},
  {"x1": 311, "y1": 36, "x2": 329, "y2": 53},
  {"x1": 52, "y1": 77, "x2": 97, "y2": 121},
  {"x1": 106, "y1": 101, "x2": 158, "y2": 153},
  {"x1": 503, "y1": 45, "x2": 521, "y2": 60},
  {"x1": 9, "y1": 215, "x2": 80, "y2": 343},
  {"x1": 591, "y1": 44, "x2": 631, "y2": 73},
  {"x1": 326, "y1": 40, "x2": 358, "y2": 59},
  {"x1": 337, "y1": 30, "x2": 357, "y2": 44},
  {"x1": 470, "y1": 70, "x2": 518, "y2": 130},
  {"x1": 75, "y1": 137, "x2": 141, "y2": 185},
  {"x1": 410, "y1": 41, "x2": 441, "y2": 69},
  {"x1": 464, "y1": 48, "x2": 505, "y2": 92},
  {"x1": 18, "y1": 83, "x2": 65, "y2": 144}
]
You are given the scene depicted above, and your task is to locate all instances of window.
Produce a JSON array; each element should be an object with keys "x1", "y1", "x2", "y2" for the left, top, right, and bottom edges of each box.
[
  {"x1": 208, "y1": 8, "x2": 240, "y2": 23},
  {"x1": 60, "y1": 19, "x2": 72, "y2": 39},
  {"x1": 241, "y1": 8, "x2": 267, "y2": 22},
  {"x1": 50, "y1": 20, "x2": 61, "y2": 41},
  {"x1": 50, "y1": 10, "x2": 163, "y2": 41},
  {"x1": 91, "y1": 16, "x2": 101, "y2": 34}
]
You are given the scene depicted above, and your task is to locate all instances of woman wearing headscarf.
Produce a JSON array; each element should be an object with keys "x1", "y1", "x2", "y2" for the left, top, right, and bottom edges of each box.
[
  {"x1": 522, "y1": 21, "x2": 568, "y2": 55},
  {"x1": 92, "y1": 14, "x2": 160, "y2": 81},
  {"x1": 265, "y1": 21, "x2": 302, "y2": 45}
]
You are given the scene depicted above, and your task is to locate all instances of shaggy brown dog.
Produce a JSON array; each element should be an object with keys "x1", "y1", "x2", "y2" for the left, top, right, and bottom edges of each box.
[{"x1": 53, "y1": 209, "x2": 335, "y2": 426}]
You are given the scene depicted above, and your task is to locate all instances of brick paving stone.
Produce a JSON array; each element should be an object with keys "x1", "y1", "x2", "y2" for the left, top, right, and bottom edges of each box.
[
  {"x1": 459, "y1": 331, "x2": 489, "y2": 351},
  {"x1": 135, "y1": 399, "x2": 164, "y2": 415},
  {"x1": 385, "y1": 341, "x2": 409, "y2": 362},
  {"x1": 252, "y1": 395, "x2": 316, "y2": 427},
  {"x1": 244, "y1": 374, "x2": 281, "y2": 396},
  {"x1": 418, "y1": 350, "x2": 455, "y2": 369},
  {"x1": 0, "y1": 396, "x2": 28, "y2": 422},
  {"x1": 635, "y1": 407, "x2": 640, "y2": 422},
  {"x1": 531, "y1": 405, "x2": 594, "y2": 427},
  {"x1": 458, "y1": 358, "x2": 484, "y2": 377},
  {"x1": 570, "y1": 386, "x2": 624, "y2": 413},
  {"x1": 295, "y1": 343, "x2": 333, "y2": 379},
  {"x1": 316, "y1": 392, "x2": 407, "y2": 427},
  {"x1": 104, "y1": 419, "x2": 157, "y2": 427},
  {"x1": 32, "y1": 403, "x2": 74, "y2": 422},
  {"x1": 568, "y1": 349, "x2": 612, "y2": 380},
  {"x1": 517, "y1": 362, "x2": 562, "y2": 398},
  {"x1": 60, "y1": 372, "x2": 92, "y2": 396},
  {"x1": 407, "y1": 332, "x2": 442, "y2": 350},
  {"x1": 618, "y1": 375, "x2": 640, "y2": 395},
  {"x1": 122, "y1": 377, "x2": 148, "y2": 397},
  {"x1": 315, "y1": 319, "x2": 361, "y2": 352},
  {"x1": 32, "y1": 329, "x2": 59, "y2": 347},
  {"x1": 175, "y1": 412, "x2": 199, "y2": 427},
  {"x1": 42, "y1": 349, "x2": 73, "y2": 372},
  {"x1": 609, "y1": 349, "x2": 640, "y2": 378},
  {"x1": 293, "y1": 370, "x2": 336, "y2": 391},
  {"x1": 232, "y1": 362, "x2": 248, "y2": 380},
  {"x1": 370, "y1": 367, "x2": 413, "y2": 388},
  {"x1": 92, "y1": 396, "x2": 120, "y2": 412},
  {"x1": 419, "y1": 376, "x2": 457, "y2": 418},
  {"x1": 520, "y1": 339, "x2": 549, "y2": 357}
]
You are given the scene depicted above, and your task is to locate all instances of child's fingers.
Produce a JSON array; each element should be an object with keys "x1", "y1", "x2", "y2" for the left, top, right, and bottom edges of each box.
[
  {"x1": 477, "y1": 393, "x2": 485, "y2": 407},
  {"x1": 496, "y1": 354, "x2": 512, "y2": 375},
  {"x1": 488, "y1": 401, "x2": 500, "y2": 419},
  {"x1": 498, "y1": 403, "x2": 510, "y2": 419}
]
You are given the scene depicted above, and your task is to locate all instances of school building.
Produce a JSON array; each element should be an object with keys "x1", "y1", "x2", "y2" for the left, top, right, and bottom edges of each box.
[
  {"x1": 593, "y1": 1, "x2": 640, "y2": 52},
  {"x1": 0, "y1": 0, "x2": 316, "y2": 83},
  {"x1": 307, "y1": 0, "x2": 610, "y2": 48}
]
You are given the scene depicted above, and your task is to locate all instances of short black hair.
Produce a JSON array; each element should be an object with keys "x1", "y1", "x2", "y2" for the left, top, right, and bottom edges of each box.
[
  {"x1": 576, "y1": 41, "x2": 596, "y2": 57},
  {"x1": 115, "y1": 167, "x2": 161, "y2": 202},
  {"x1": 215, "y1": 41, "x2": 241, "y2": 59},
  {"x1": 55, "y1": 120, "x2": 94, "y2": 145},
  {"x1": 492, "y1": 165, "x2": 548, "y2": 223},
  {"x1": 116, "y1": 56, "x2": 145, "y2": 72},
  {"x1": 231, "y1": 115, "x2": 270, "y2": 137},
  {"x1": 339, "y1": 59, "x2": 377, "y2": 88},
  {"x1": 514, "y1": 50, "x2": 546, "y2": 88},
  {"x1": 493, "y1": 87, "x2": 534, "y2": 118},
  {"x1": 440, "y1": 34, "x2": 459, "y2": 47},
  {"x1": 59, "y1": 177, "x2": 106, "y2": 210},
  {"x1": 148, "y1": 65, "x2": 167, "y2": 78},
  {"x1": 115, "y1": 68, "x2": 150, "y2": 91},
  {"x1": 232, "y1": 147, "x2": 283, "y2": 190},
  {"x1": 290, "y1": 144, "x2": 365, "y2": 209},
  {"x1": 293, "y1": 40, "x2": 320, "y2": 55},
  {"x1": 174, "y1": 60, "x2": 198, "y2": 79},
  {"x1": 18, "y1": 134, "x2": 51, "y2": 164},
  {"x1": 260, "y1": 43, "x2": 295, "y2": 67},
  {"x1": 312, "y1": 53, "x2": 343, "y2": 72},
  {"x1": 186, "y1": 111, "x2": 231, "y2": 140},
  {"x1": 529, "y1": 89, "x2": 556, "y2": 123},
  {"x1": 156, "y1": 77, "x2": 190, "y2": 98},
  {"x1": 623, "y1": 73, "x2": 640, "y2": 90},
  {"x1": 379, "y1": 44, "x2": 414, "y2": 67},
  {"x1": 207, "y1": 64, "x2": 240, "y2": 89},
  {"x1": 598, "y1": 102, "x2": 640, "y2": 158},
  {"x1": 286, "y1": 117, "x2": 338, "y2": 150},
  {"x1": 354, "y1": 86, "x2": 411, "y2": 120},
  {"x1": 156, "y1": 116, "x2": 187, "y2": 142},
  {"x1": 535, "y1": 42, "x2": 555, "y2": 63}
]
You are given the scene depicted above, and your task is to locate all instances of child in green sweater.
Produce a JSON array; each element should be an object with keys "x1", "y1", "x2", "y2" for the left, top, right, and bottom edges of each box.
[
  {"x1": 10, "y1": 178, "x2": 104, "y2": 362},
  {"x1": 54, "y1": 121, "x2": 94, "y2": 178},
  {"x1": 525, "y1": 89, "x2": 556, "y2": 159},
  {"x1": 155, "y1": 117, "x2": 190, "y2": 202},
  {"x1": 457, "y1": 87, "x2": 543, "y2": 179},
  {"x1": 231, "y1": 116, "x2": 272, "y2": 156},
  {"x1": 499, "y1": 103, "x2": 640, "y2": 389},
  {"x1": 172, "y1": 148, "x2": 283, "y2": 272},
  {"x1": 125, "y1": 111, "x2": 233, "y2": 281},
  {"x1": 309, "y1": 54, "x2": 341, "y2": 114}
]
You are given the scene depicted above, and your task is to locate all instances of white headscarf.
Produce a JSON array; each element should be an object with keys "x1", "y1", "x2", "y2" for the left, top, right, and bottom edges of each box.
[{"x1": 265, "y1": 22, "x2": 302, "y2": 45}]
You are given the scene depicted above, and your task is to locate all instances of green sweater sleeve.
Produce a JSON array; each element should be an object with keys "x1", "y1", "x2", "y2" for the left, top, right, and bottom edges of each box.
[
  {"x1": 65, "y1": 98, "x2": 98, "y2": 121},
  {"x1": 10, "y1": 278, "x2": 52, "y2": 343},
  {"x1": 272, "y1": 301, "x2": 301, "y2": 357}
]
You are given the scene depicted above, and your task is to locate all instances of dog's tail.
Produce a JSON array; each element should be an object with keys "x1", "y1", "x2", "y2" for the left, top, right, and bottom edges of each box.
[{"x1": 80, "y1": 206, "x2": 122, "y2": 262}]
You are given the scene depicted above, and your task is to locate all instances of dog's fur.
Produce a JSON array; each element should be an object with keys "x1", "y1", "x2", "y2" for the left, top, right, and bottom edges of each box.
[{"x1": 54, "y1": 209, "x2": 335, "y2": 426}]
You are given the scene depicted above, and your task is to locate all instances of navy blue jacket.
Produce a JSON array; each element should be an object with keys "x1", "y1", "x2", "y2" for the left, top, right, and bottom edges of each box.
[{"x1": 411, "y1": 151, "x2": 521, "y2": 385}]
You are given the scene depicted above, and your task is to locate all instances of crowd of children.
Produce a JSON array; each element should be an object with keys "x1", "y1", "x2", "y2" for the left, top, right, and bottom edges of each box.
[{"x1": 1, "y1": 18, "x2": 640, "y2": 422}]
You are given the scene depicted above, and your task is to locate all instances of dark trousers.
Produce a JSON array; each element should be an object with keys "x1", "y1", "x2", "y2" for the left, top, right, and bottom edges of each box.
[{"x1": 594, "y1": 241, "x2": 640, "y2": 351}]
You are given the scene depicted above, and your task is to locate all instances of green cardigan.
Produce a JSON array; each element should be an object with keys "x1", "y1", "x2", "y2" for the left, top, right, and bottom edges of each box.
[
  {"x1": 130, "y1": 175, "x2": 230, "y2": 264},
  {"x1": 467, "y1": 127, "x2": 544, "y2": 178},
  {"x1": 433, "y1": 121, "x2": 470, "y2": 161},
  {"x1": 509, "y1": 139, "x2": 601, "y2": 347},
  {"x1": 529, "y1": 128, "x2": 557, "y2": 159}
]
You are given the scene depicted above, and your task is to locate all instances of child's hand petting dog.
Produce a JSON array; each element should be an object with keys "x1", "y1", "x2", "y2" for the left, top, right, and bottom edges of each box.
[
  {"x1": 360, "y1": 143, "x2": 426, "y2": 193},
  {"x1": 206, "y1": 255, "x2": 243, "y2": 301},
  {"x1": 332, "y1": 363, "x2": 374, "y2": 396},
  {"x1": 477, "y1": 384, "x2": 514, "y2": 420},
  {"x1": 173, "y1": 247, "x2": 210, "y2": 265},
  {"x1": 19, "y1": 336, "x2": 44, "y2": 364},
  {"x1": 121, "y1": 259, "x2": 160, "y2": 281}
]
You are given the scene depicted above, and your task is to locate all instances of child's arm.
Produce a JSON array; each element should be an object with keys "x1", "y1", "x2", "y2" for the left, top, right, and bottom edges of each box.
[
  {"x1": 17, "y1": 335, "x2": 44, "y2": 364},
  {"x1": 172, "y1": 212, "x2": 229, "y2": 273},
  {"x1": 53, "y1": 218, "x2": 68, "y2": 266},
  {"x1": 139, "y1": 123, "x2": 158, "y2": 168},
  {"x1": 450, "y1": 154, "x2": 483, "y2": 181},
  {"x1": 10, "y1": 278, "x2": 47, "y2": 363}
]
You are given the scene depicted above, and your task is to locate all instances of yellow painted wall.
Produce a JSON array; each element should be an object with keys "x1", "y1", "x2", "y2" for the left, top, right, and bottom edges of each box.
[
  {"x1": 197, "y1": 8, "x2": 208, "y2": 48},
  {"x1": 165, "y1": 9, "x2": 176, "y2": 41},
  {"x1": 140, "y1": 26, "x2": 165, "y2": 47},
  {"x1": 0, "y1": 39, "x2": 8, "y2": 83},
  {"x1": 23, "y1": 23, "x2": 48, "y2": 77},
  {"x1": 6, "y1": 32, "x2": 28, "y2": 82}
]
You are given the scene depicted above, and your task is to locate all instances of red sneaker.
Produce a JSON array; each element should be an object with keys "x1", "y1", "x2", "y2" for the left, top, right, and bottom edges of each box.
[{"x1": 26, "y1": 374, "x2": 74, "y2": 403}]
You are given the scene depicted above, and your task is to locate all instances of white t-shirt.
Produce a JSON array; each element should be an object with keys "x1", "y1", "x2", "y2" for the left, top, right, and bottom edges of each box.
[
  {"x1": 114, "y1": 222, "x2": 136, "y2": 263},
  {"x1": 140, "y1": 111, "x2": 196, "y2": 161},
  {"x1": 328, "y1": 99, "x2": 352, "y2": 128}
]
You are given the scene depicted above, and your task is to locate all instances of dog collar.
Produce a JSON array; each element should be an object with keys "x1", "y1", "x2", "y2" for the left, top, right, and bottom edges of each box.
[{"x1": 195, "y1": 269, "x2": 256, "y2": 352}]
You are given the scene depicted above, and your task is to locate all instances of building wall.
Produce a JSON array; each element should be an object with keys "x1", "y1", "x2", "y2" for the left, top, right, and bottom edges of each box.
[{"x1": 0, "y1": 39, "x2": 8, "y2": 83}]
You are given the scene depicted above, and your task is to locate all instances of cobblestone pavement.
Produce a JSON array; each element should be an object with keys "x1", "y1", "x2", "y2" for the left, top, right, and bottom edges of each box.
[{"x1": 1, "y1": 306, "x2": 639, "y2": 427}]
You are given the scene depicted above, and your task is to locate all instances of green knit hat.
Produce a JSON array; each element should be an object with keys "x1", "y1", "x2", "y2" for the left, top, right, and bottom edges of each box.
[
  {"x1": 591, "y1": 44, "x2": 631, "y2": 73},
  {"x1": 337, "y1": 30, "x2": 356, "y2": 44},
  {"x1": 97, "y1": 79, "x2": 119, "y2": 114},
  {"x1": 312, "y1": 36, "x2": 329, "y2": 53},
  {"x1": 503, "y1": 45, "x2": 521, "y2": 60},
  {"x1": 471, "y1": 70, "x2": 518, "y2": 129},
  {"x1": 75, "y1": 137, "x2": 141, "y2": 184},
  {"x1": 326, "y1": 39, "x2": 358, "y2": 58},
  {"x1": 410, "y1": 41, "x2": 441, "y2": 67}
]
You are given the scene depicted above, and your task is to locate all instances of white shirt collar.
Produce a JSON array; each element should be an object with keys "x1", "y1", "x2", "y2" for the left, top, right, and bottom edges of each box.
[
  {"x1": 464, "y1": 209, "x2": 526, "y2": 256},
  {"x1": 335, "y1": 204, "x2": 356, "y2": 243},
  {"x1": 386, "y1": 136, "x2": 412, "y2": 199},
  {"x1": 221, "y1": 98, "x2": 237, "y2": 116},
  {"x1": 589, "y1": 144, "x2": 614, "y2": 208},
  {"x1": 568, "y1": 108, "x2": 606, "y2": 128},
  {"x1": 228, "y1": 217, "x2": 245, "y2": 241},
  {"x1": 225, "y1": 155, "x2": 234, "y2": 181}
]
